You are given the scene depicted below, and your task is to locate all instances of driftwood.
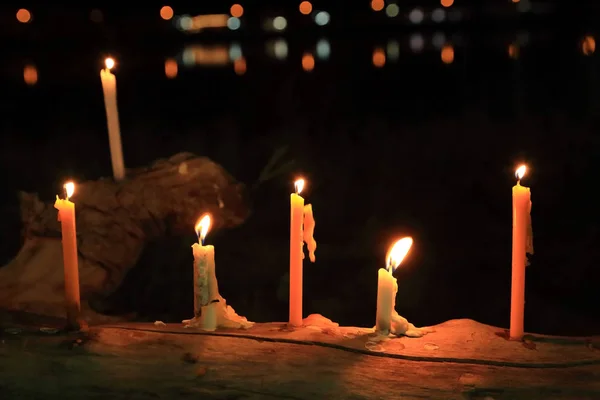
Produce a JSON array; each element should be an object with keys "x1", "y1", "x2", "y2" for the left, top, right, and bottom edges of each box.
[
  {"x1": 0, "y1": 153, "x2": 248, "y2": 323},
  {"x1": 0, "y1": 317, "x2": 599, "y2": 399}
]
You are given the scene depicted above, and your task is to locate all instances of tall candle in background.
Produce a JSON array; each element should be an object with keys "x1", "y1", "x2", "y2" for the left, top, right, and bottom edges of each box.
[
  {"x1": 510, "y1": 165, "x2": 532, "y2": 340},
  {"x1": 54, "y1": 182, "x2": 81, "y2": 328},
  {"x1": 193, "y1": 214, "x2": 219, "y2": 321},
  {"x1": 289, "y1": 179, "x2": 305, "y2": 327},
  {"x1": 376, "y1": 237, "x2": 413, "y2": 335},
  {"x1": 100, "y1": 57, "x2": 125, "y2": 181}
]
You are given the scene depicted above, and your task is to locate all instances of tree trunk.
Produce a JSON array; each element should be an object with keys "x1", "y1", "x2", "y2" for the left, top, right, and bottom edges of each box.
[{"x1": 0, "y1": 153, "x2": 248, "y2": 323}]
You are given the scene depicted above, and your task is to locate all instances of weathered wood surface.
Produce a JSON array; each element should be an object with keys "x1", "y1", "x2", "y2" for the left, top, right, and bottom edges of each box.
[
  {"x1": 1, "y1": 318, "x2": 599, "y2": 399},
  {"x1": 0, "y1": 153, "x2": 248, "y2": 323}
]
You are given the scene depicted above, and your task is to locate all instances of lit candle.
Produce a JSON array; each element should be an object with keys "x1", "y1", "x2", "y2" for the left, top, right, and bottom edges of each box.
[
  {"x1": 376, "y1": 237, "x2": 413, "y2": 335},
  {"x1": 289, "y1": 178, "x2": 317, "y2": 327},
  {"x1": 510, "y1": 165, "x2": 533, "y2": 340},
  {"x1": 192, "y1": 214, "x2": 220, "y2": 330},
  {"x1": 100, "y1": 57, "x2": 125, "y2": 181},
  {"x1": 54, "y1": 182, "x2": 81, "y2": 328}
]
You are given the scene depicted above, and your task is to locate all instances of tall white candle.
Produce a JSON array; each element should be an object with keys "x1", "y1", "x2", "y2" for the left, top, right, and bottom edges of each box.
[
  {"x1": 375, "y1": 237, "x2": 413, "y2": 335},
  {"x1": 100, "y1": 57, "x2": 125, "y2": 181},
  {"x1": 192, "y1": 214, "x2": 220, "y2": 330}
]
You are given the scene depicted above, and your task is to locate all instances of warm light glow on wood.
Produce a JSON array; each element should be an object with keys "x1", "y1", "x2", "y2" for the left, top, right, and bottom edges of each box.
[
  {"x1": 160, "y1": 6, "x2": 174, "y2": 20},
  {"x1": 371, "y1": 0, "x2": 384, "y2": 11},
  {"x1": 234, "y1": 57, "x2": 246, "y2": 75},
  {"x1": 441, "y1": 45, "x2": 454, "y2": 64},
  {"x1": 230, "y1": 4, "x2": 244, "y2": 18},
  {"x1": 582, "y1": 36, "x2": 595, "y2": 56},
  {"x1": 299, "y1": 1, "x2": 312, "y2": 14},
  {"x1": 294, "y1": 179, "x2": 305, "y2": 194},
  {"x1": 195, "y1": 214, "x2": 212, "y2": 243},
  {"x1": 302, "y1": 53, "x2": 315, "y2": 72},
  {"x1": 105, "y1": 58, "x2": 115, "y2": 70},
  {"x1": 165, "y1": 58, "x2": 178, "y2": 78},
  {"x1": 64, "y1": 182, "x2": 75, "y2": 200},
  {"x1": 23, "y1": 65, "x2": 37, "y2": 85},
  {"x1": 16, "y1": 9, "x2": 31, "y2": 23},
  {"x1": 386, "y1": 237, "x2": 413, "y2": 273},
  {"x1": 372, "y1": 48, "x2": 385, "y2": 67},
  {"x1": 441, "y1": 0, "x2": 454, "y2": 7}
]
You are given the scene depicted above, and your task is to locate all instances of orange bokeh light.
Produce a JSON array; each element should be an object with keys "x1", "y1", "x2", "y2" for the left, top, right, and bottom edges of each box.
[
  {"x1": 230, "y1": 4, "x2": 244, "y2": 18},
  {"x1": 508, "y1": 43, "x2": 519, "y2": 59},
  {"x1": 512, "y1": 0, "x2": 520, "y2": 3},
  {"x1": 441, "y1": 0, "x2": 454, "y2": 7},
  {"x1": 24, "y1": 65, "x2": 37, "y2": 85},
  {"x1": 16, "y1": 8, "x2": 31, "y2": 23},
  {"x1": 165, "y1": 58, "x2": 178, "y2": 78},
  {"x1": 299, "y1": 1, "x2": 312, "y2": 15},
  {"x1": 302, "y1": 53, "x2": 315, "y2": 72},
  {"x1": 234, "y1": 57, "x2": 247, "y2": 75},
  {"x1": 372, "y1": 48, "x2": 385, "y2": 67},
  {"x1": 582, "y1": 36, "x2": 595, "y2": 56},
  {"x1": 441, "y1": 45, "x2": 454, "y2": 64},
  {"x1": 160, "y1": 6, "x2": 174, "y2": 20},
  {"x1": 371, "y1": 0, "x2": 384, "y2": 11}
]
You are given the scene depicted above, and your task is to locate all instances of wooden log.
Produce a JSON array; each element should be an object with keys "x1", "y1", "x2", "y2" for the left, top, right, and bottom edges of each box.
[
  {"x1": 0, "y1": 317, "x2": 599, "y2": 399},
  {"x1": 0, "y1": 153, "x2": 248, "y2": 324}
]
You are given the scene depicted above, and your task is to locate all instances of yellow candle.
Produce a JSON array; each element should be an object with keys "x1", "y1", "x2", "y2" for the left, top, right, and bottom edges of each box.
[
  {"x1": 54, "y1": 182, "x2": 81, "y2": 328},
  {"x1": 192, "y1": 214, "x2": 220, "y2": 330},
  {"x1": 289, "y1": 179, "x2": 305, "y2": 327},
  {"x1": 100, "y1": 57, "x2": 125, "y2": 181},
  {"x1": 510, "y1": 165, "x2": 532, "y2": 340},
  {"x1": 376, "y1": 237, "x2": 413, "y2": 335}
]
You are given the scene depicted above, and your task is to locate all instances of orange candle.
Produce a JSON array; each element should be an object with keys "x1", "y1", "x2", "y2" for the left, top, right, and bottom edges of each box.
[
  {"x1": 510, "y1": 165, "x2": 532, "y2": 340},
  {"x1": 100, "y1": 57, "x2": 125, "y2": 181},
  {"x1": 54, "y1": 182, "x2": 81, "y2": 327}
]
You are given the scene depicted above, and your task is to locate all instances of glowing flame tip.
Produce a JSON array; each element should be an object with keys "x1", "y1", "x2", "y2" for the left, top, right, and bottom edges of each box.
[
  {"x1": 64, "y1": 182, "x2": 75, "y2": 199},
  {"x1": 515, "y1": 165, "x2": 527, "y2": 180},
  {"x1": 386, "y1": 237, "x2": 413, "y2": 272},
  {"x1": 195, "y1": 214, "x2": 211, "y2": 243},
  {"x1": 105, "y1": 58, "x2": 115, "y2": 70},
  {"x1": 294, "y1": 179, "x2": 305, "y2": 194}
]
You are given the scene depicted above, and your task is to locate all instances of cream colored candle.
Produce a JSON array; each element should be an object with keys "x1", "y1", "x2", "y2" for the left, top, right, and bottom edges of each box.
[
  {"x1": 100, "y1": 57, "x2": 125, "y2": 181},
  {"x1": 193, "y1": 214, "x2": 220, "y2": 325},
  {"x1": 376, "y1": 237, "x2": 413, "y2": 335},
  {"x1": 510, "y1": 165, "x2": 532, "y2": 340},
  {"x1": 54, "y1": 182, "x2": 81, "y2": 328},
  {"x1": 289, "y1": 179, "x2": 305, "y2": 327},
  {"x1": 302, "y1": 204, "x2": 316, "y2": 262}
]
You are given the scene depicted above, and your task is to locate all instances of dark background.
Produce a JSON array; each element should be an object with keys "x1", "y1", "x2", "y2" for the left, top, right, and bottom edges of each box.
[{"x1": 0, "y1": 2, "x2": 599, "y2": 336}]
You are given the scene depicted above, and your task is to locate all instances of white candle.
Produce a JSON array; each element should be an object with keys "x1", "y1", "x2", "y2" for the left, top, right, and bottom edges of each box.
[
  {"x1": 375, "y1": 237, "x2": 413, "y2": 335},
  {"x1": 100, "y1": 57, "x2": 125, "y2": 181}
]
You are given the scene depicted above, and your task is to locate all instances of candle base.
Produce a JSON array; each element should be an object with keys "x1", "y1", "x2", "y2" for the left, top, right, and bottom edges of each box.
[
  {"x1": 183, "y1": 295, "x2": 254, "y2": 331},
  {"x1": 374, "y1": 311, "x2": 435, "y2": 338}
]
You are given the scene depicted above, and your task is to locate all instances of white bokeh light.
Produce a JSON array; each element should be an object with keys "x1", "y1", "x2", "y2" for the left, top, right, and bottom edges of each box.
[
  {"x1": 227, "y1": 17, "x2": 241, "y2": 30},
  {"x1": 229, "y1": 43, "x2": 242, "y2": 61},
  {"x1": 431, "y1": 8, "x2": 446, "y2": 23},
  {"x1": 409, "y1": 34, "x2": 425, "y2": 52},
  {"x1": 316, "y1": 38, "x2": 331, "y2": 60},
  {"x1": 314, "y1": 11, "x2": 330, "y2": 26},
  {"x1": 274, "y1": 39, "x2": 288, "y2": 59},
  {"x1": 432, "y1": 32, "x2": 446, "y2": 49},
  {"x1": 385, "y1": 4, "x2": 400, "y2": 18},
  {"x1": 386, "y1": 40, "x2": 400, "y2": 61},
  {"x1": 408, "y1": 8, "x2": 424, "y2": 24},
  {"x1": 178, "y1": 15, "x2": 192, "y2": 31},
  {"x1": 273, "y1": 16, "x2": 287, "y2": 30}
]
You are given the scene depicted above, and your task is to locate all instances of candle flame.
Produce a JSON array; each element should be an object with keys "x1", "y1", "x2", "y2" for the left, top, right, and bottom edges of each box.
[
  {"x1": 64, "y1": 182, "x2": 75, "y2": 200},
  {"x1": 386, "y1": 237, "x2": 413, "y2": 273},
  {"x1": 195, "y1": 214, "x2": 211, "y2": 243},
  {"x1": 294, "y1": 179, "x2": 305, "y2": 194},
  {"x1": 105, "y1": 57, "x2": 115, "y2": 70},
  {"x1": 516, "y1": 165, "x2": 527, "y2": 181}
]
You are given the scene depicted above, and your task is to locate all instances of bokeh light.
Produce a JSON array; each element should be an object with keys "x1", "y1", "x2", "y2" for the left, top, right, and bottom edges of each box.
[
  {"x1": 432, "y1": 32, "x2": 446, "y2": 49},
  {"x1": 227, "y1": 17, "x2": 241, "y2": 30},
  {"x1": 432, "y1": 8, "x2": 446, "y2": 22},
  {"x1": 441, "y1": 0, "x2": 454, "y2": 7},
  {"x1": 16, "y1": 9, "x2": 31, "y2": 23},
  {"x1": 273, "y1": 16, "x2": 287, "y2": 30},
  {"x1": 409, "y1": 34, "x2": 425, "y2": 52},
  {"x1": 234, "y1": 57, "x2": 246, "y2": 75},
  {"x1": 582, "y1": 36, "x2": 595, "y2": 56},
  {"x1": 408, "y1": 9, "x2": 424, "y2": 24},
  {"x1": 386, "y1": 40, "x2": 400, "y2": 61},
  {"x1": 508, "y1": 43, "x2": 519, "y2": 59},
  {"x1": 229, "y1": 43, "x2": 243, "y2": 61},
  {"x1": 160, "y1": 6, "x2": 174, "y2": 20},
  {"x1": 299, "y1": 1, "x2": 312, "y2": 15},
  {"x1": 385, "y1": 4, "x2": 400, "y2": 18},
  {"x1": 274, "y1": 39, "x2": 288, "y2": 60},
  {"x1": 441, "y1": 45, "x2": 454, "y2": 64},
  {"x1": 24, "y1": 65, "x2": 37, "y2": 85},
  {"x1": 371, "y1": 0, "x2": 384, "y2": 12},
  {"x1": 316, "y1": 39, "x2": 331, "y2": 60},
  {"x1": 314, "y1": 11, "x2": 330, "y2": 26},
  {"x1": 230, "y1": 4, "x2": 244, "y2": 18},
  {"x1": 372, "y1": 48, "x2": 385, "y2": 67},
  {"x1": 90, "y1": 9, "x2": 103, "y2": 23},
  {"x1": 302, "y1": 53, "x2": 315, "y2": 72},
  {"x1": 164, "y1": 59, "x2": 178, "y2": 79}
]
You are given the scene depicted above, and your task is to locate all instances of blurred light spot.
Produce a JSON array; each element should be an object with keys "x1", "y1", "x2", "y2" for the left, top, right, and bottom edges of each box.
[
  {"x1": 24, "y1": 65, "x2": 37, "y2": 85},
  {"x1": 441, "y1": 45, "x2": 454, "y2": 64},
  {"x1": 409, "y1": 34, "x2": 425, "y2": 52},
  {"x1": 229, "y1": 43, "x2": 243, "y2": 61},
  {"x1": 274, "y1": 39, "x2": 288, "y2": 59},
  {"x1": 182, "y1": 48, "x2": 195, "y2": 66},
  {"x1": 90, "y1": 9, "x2": 103, "y2": 23},
  {"x1": 273, "y1": 16, "x2": 287, "y2": 30},
  {"x1": 508, "y1": 43, "x2": 519, "y2": 59},
  {"x1": 178, "y1": 15, "x2": 193, "y2": 30},
  {"x1": 228, "y1": 17, "x2": 241, "y2": 30},
  {"x1": 314, "y1": 11, "x2": 330, "y2": 26},
  {"x1": 441, "y1": 0, "x2": 454, "y2": 7},
  {"x1": 372, "y1": 48, "x2": 385, "y2": 67},
  {"x1": 234, "y1": 57, "x2": 246, "y2": 75},
  {"x1": 512, "y1": 0, "x2": 520, "y2": 3},
  {"x1": 432, "y1": 32, "x2": 446, "y2": 48},
  {"x1": 181, "y1": 45, "x2": 229, "y2": 66},
  {"x1": 371, "y1": 0, "x2": 384, "y2": 12},
  {"x1": 105, "y1": 57, "x2": 115, "y2": 70},
  {"x1": 316, "y1": 38, "x2": 331, "y2": 60},
  {"x1": 386, "y1": 4, "x2": 400, "y2": 18},
  {"x1": 516, "y1": 0, "x2": 531, "y2": 12},
  {"x1": 302, "y1": 53, "x2": 315, "y2": 72},
  {"x1": 431, "y1": 8, "x2": 446, "y2": 22},
  {"x1": 300, "y1": 1, "x2": 312, "y2": 15},
  {"x1": 160, "y1": 6, "x2": 174, "y2": 20},
  {"x1": 165, "y1": 58, "x2": 178, "y2": 78},
  {"x1": 448, "y1": 10, "x2": 462, "y2": 22},
  {"x1": 408, "y1": 9, "x2": 424, "y2": 24},
  {"x1": 582, "y1": 36, "x2": 595, "y2": 56},
  {"x1": 17, "y1": 9, "x2": 31, "y2": 23},
  {"x1": 386, "y1": 40, "x2": 400, "y2": 61},
  {"x1": 230, "y1": 4, "x2": 244, "y2": 18}
]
